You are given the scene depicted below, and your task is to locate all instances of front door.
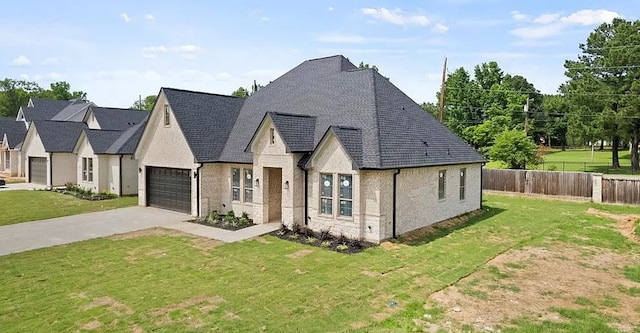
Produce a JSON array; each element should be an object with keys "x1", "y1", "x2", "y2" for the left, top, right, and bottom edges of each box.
[{"x1": 267, "y1": 167, "x2": 282, "y2": 222}]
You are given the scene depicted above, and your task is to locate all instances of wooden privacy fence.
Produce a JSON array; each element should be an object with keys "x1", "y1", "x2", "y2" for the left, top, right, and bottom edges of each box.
[
  {"x1": 482, "y1": 169, "x2": 593, "y2": 198},
  {"x1": 602, "y1": 176, "x2": 640, "y2": 205}
]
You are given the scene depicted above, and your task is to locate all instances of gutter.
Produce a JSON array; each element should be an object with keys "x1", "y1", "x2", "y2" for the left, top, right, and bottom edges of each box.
[
  {"x1": 392, "y1": 168, "x2": 401, "y2": 238},
  {"x1": 118, "y1": 155, "x2": 123, "y2": 196},
  {"x1": 195, "y1": 163, "x2": 202, "y2": 216},
  {"x1": 304, "y1": 169, "x2": 308, "y2": 225},
  {"x1": 48, "y1": 152, "x2": 53, "y2": 188},
  {"x1": 480, "y1": 162, "x2": 485, "y2": 209}
]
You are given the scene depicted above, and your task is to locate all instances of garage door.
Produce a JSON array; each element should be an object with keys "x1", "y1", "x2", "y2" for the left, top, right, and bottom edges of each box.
[
  {"x1": 29, "y1": 157, "x2": 47, "y2": 184},
  {"x1": 146, "y1": 167, "x2": 192, "y2": 213}
]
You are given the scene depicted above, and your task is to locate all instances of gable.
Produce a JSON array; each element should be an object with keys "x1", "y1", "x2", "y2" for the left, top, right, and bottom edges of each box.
[
  {"x1": 74, "y1": 132, "x2": 95, "y2": 157},
  {"x1": 309, "y1": 131, "x2": 355, "y2": 172},
  {"x1": 85, "y1": 111, "x2": 101, "y2": 129},
  {"x1": 250, "y1": 117, "x2": 288, "y2": 156},
  {"x1": 135, "y1": 91, "x2": 196, "y2": 168},
  {"x1": 22, "y1": 125, "x2": 47, "y2": 157}
]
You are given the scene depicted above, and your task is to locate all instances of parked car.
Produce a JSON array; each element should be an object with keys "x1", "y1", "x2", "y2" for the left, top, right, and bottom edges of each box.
[{"x1": 0, "y1": 178, "x2": 5, "y2": 187}]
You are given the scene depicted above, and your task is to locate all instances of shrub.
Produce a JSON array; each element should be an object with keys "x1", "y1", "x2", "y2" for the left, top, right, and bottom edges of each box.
[
  {"x1": 291, "y1": 224, "x2": 302, "y2": 234},
  {"x1": 209, "y1": 210, "x2": 220, "y2": 222},
  {"x1": 225, "y1": 211, "x2": 236, "y2": 223},
  {"x1": 489, "y1": 130, "x2": 540, "y2": 169},
  {"x1": 306, "y1": 237, "x2": 317, "y2": 244},
  {"x1": 65, "y1": 182, "x2": 75, "y2": 191},
  {"x1": 336, "y1": 243, "x2": 349, "y2": 251},
  {"x1": 320, "y1": 241, "x2": 331, "y2": 248},
  {"x1": 241, "y1": 211, "x2": 249, "y2": 220},
  {"x1": 318, "y1": 228, "x2": 332, "y2": 241}
]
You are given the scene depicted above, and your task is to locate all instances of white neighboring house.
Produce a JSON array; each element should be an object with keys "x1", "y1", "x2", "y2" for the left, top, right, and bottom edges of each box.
[
  {"x1": 73, "y1": 122, "x2": 146, "y2": 195},
  {"x1": 0, "y1": 117, "x2": 27, "y2": 177},
  {"x1": 21, "y1": 121, "x2": 87, "y2": 186}
]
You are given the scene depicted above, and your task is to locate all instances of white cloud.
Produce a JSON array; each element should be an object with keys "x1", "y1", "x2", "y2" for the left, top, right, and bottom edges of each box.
[
  {"x1": 144, "y1": 14, "x2": 155, "y2": 20},
  {"x1": 316, "y1": 33, "x2": 366, "y2": 43},
  {"x1": 11, "y1": 55, "x2": 31, "y2": 67},
  {"x1": 511, "y1": 24, "x2": 565, "y2": 39},
  {"x1": 560, "y1": 9, "x2": 620, "y2": 25},
  {"x1": 120, "y1": 13, "x2": 131, "y2": 23},
  {"x1": 362, "y1": 7, "x2": 429, "y2": 26},
  {"x1": 173, "y1": 45, "x2": 202, "y2": 60},
  {"x1": 511, "y1": 11, "x2": 529, "y2": 22},
  {"x1": 143, "y1": 46, "x2": 168, "y2": 53},
  {"x1": 41, "y1": 57, "x2": 59, "y2": 66},
  {"x1": 141, "y1": 53, "x2": 157, "y2": 59},
  {"x1": 432, "y1": 23, "x2": 449, "y2": 33},
  {"x1": 534, "y1": 13, "x2": 561, "y2": 24},
  {"x1": 328, "y1": 6, "x2": 334, "y2": 11}
]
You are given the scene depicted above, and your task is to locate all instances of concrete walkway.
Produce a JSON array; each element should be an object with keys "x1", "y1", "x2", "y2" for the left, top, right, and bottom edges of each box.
[
  {"x1": 0, "y1": 206, "x2": 280, "y2": 256},
  {"x1": 0, "y1": 182, "x2": 44, "y2": 191}
]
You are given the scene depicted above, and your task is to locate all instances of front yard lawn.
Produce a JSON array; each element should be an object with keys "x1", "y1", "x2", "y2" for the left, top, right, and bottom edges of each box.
[
  {"x1": 0, "y1": 194, "x2": 638, "y2": 332},
  {"x1": 0, "y1": 190, "x2": 138, "y2": 226}
]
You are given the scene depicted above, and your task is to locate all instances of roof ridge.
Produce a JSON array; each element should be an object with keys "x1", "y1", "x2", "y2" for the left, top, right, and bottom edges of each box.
[
  {"x1": 371, "y1": 70, "x2": 383, "y2": 168},
  {"x1": 162, "y1": 87, "x2": 243, "y2": 99},
  {"x1": 271, "y1": 112, "x2": 316, "y2": 118},
  {"x1": 92, "y1": 106, "x2": 139, "y2": 111},
  {"x1": 305, "y1": 54, "x2": 345, "y2": 62}
]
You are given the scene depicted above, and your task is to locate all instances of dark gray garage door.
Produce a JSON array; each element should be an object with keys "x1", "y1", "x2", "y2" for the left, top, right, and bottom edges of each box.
[
  {"x1": 146, "y1": 167, "x2": 191, "y2": 213},
  {"x1": 29, "y1": 157, "x2": 47, "y2": 184}
]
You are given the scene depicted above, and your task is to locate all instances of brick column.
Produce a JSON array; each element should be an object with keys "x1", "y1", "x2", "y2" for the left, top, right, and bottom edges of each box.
[{"x1": 592, "y1": 173, "x2": 603, "y2": 203}]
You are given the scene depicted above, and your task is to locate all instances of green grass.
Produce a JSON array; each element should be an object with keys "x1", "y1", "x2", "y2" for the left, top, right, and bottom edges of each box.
[
  {"x1": 487, "y1": 148, "x2": 637, "y2": 174},
  {"x1": 0, "y1": 194, "x2": 638, "y2": 332},
  {"x1": 0, "y1": 190, "x2": 138, "y2": 226}
]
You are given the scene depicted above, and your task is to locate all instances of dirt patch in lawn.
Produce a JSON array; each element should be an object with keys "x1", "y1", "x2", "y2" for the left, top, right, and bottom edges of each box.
[
  {"x1": 81, "y1": 320, "x2": 102, "y2": 330},
  {"x1": 286, "y1": 249, "x2": 313, "y2": 259},
  {"x1": 148, "y1": 295, "x2": 225, "y2": 326},
  {"x1": 586, "y1": 208, "x2": 640, "y2": 243},
  {"x1": 189, "y1": 238, "x2": 224, "y2": 253},
  {"x1": 109, "y1": 228, "x2": 185, "y2": 240},
  {"x1": 426, "y1": 245, "x2": 640, "y2": 331},
  {"x1": 82, "y1": 296, "x2": 133, "y2": 315}
]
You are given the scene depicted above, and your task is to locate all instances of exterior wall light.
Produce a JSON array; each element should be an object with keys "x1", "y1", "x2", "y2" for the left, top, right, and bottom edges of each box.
[{"x1": 284, "y1": 180, "x2": 289, "y2": 189}]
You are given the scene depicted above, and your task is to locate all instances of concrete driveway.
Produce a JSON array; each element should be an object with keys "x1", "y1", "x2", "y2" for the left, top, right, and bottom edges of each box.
[
  {"x1": 0, "y1": 206, "x2": 188, "y2": 256},
  {"x1": 0, "y1": 182, "x2": 45, "y2": 191}
]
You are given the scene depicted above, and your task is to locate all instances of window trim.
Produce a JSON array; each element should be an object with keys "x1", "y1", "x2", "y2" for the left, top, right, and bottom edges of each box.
[
  {"x1": 459, "y1": 168, "x2": 466, "y2": 201},
  {"x1": 438, "y1": 169, "x2": 446, "y2": 200},
  {"x1": 82, "y1": 157, "x2": 94, "y2": 183},
  {"x1": 244, "y1": 168, "x2": 253, "y2": 203},
  {"x1": 232, "y1": 168, "x2": 241, "y2": 201},
  {"x1": 338, "y1": 174, "x2": 353, "y2": 217},
  {"x1": 4, "y1": 151, "x2": 10, "y2": 169},
  {"x1": 319, "y1": 173, "x2": 333, "y2": 216},
  {"x1": 163, "y1": 104, "x2": 170, "y2": 127}
]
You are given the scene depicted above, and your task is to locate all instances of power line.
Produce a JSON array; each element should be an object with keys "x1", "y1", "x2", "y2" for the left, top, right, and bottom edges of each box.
[{"x1": 444, "y1": 86, "x2": 640, "y2": 97}]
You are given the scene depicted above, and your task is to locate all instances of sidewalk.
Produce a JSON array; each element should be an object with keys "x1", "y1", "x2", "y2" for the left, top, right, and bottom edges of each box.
[{"x1": 166, "y1": 222, "x2": 280, "y2": 242}]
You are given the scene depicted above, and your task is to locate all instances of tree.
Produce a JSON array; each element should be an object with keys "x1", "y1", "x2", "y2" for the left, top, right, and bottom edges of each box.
[
  {"x1": 0, "y1": 79, "x2": 42, "y2": 117},
  {"x1": 358, "y1": 62, "x2": 388, "y2": 80},
  {"x1": 231, "y1": 87, "x2": 249, "y2": 98},
  {"x1": 132, "y1": 95, "x2": 157, "y2": 111},
  {"x1": 563, "y1": 18, "x2": 640, "y2": 170},
  {"x1": 420, "y1": 102, "x2": 438, "y2": 118},
  {"x1": 39, "y1": 81, "x2": 85, "y2": 101},
  {"x1": 540, "y1": 95, "x2": 569, "y2": 150},
  {"x1": 489, "y1": 130, "x2": 539, "y2": 169}
]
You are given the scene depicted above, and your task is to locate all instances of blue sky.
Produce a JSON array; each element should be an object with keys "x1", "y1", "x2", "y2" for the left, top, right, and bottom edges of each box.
[{"x1": 1, "y1": 1, "x2": 636, "y2": 108}]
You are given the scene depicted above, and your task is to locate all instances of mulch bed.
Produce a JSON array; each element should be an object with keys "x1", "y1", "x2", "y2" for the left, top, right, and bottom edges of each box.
[
  {"x1": 188, "y1": 218, "x2": 256, "y2": 231},
  {"x1": 270, "y1": 225, "x2": 375, "y2": 254}
]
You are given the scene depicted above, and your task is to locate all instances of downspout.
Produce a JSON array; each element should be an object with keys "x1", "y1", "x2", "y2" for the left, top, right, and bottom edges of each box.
[
  {"x1": 118, "y1": 155, "x2": 123, "y2": 196},
  {"x1": 480, "y1": 163, "x2": 485, "y2": 209},
  {"x1": 48, "y1": 152, "x2": 53, "y2": 188},
  {"x1": 195, "y1": 163, "x2": 202, "y2": 216},
  {"x1": 304, "y1": 169, "x2": 308, "y2": 226},
  {"x1": 392, "y1": 168, "x2": 401, "y2": 239}
]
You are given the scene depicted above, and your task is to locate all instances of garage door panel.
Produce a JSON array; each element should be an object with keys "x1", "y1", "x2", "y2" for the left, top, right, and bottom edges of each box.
[
  {"x1": 146, "y1": 167, "x2": 191, "y2": 213},
  {"x1": 29, "y1": 157, "x2": 47, "y2": 185}
]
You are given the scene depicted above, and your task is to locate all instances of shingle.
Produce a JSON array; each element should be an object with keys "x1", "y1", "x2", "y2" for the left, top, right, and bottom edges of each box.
[
  {"x1": 22, "y1": 98, "x2": 74, "y2": 121},
  {"x1": 50, "y1": 99, "x2": 92, "y2": 122},
  {"x1": 84, "y1": 130, "x2": 123, "y2": 154},
  {"x1": 269, "y1": 112, "x2": 316, "y2": 152},
  {"x1": 162, "y1": 88, "x2": 245, "y2": 163},
  {"x1": 106, "y1": 121, "x2": 146, "y2": 154},
  {"x1": 331, "y1": 126, "x2": 363, "y2": 168},
  {"x1": 89, "y1": 107, "x2": 149, "y2": 130},
  {"x1": 220, "y1": 55, "x2": 484, "y2": 169},
  {"x1": 0, "y1": 117, "x2": 27, "y2": 149},
  {"x1": 32, "y1": 121, "x2": 87, "y2": 152}
]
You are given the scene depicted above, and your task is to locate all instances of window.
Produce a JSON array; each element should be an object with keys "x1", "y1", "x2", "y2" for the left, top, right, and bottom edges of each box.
[
  {"x1": 320, "y1": 173, "x2": 333, "y2": 215},
  {"x1": 4, "y1": 151, "x2": 9, "y2": 169},
  {"x1": 459, "y1": 168, "x2": 466, "y2": 201},
  {"x1": 438, "y1": 170, "x2": 446, "y2": 200},
  {"x1": 82, "y1": 157, "x2": 93, "y2": 182},
  {"x1": 269, "y1": 128, "x2": 275, "y2": 144},
  {"x1": 244, "y1": 169, "x2": 253, "y2": 203},
  {"x1": 339, "y1": 174, "x2": 352, "y2": 217},
  {"x1": 232, "y1": 168, "x2": 240, "y2": 201},
  {"x1": 164, "y1": 104, "x2": 170, "y2": 126}
]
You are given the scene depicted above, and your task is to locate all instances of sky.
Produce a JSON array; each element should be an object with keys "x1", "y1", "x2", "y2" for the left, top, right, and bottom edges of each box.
[{"x1": 1, "y1": 1, "x2": 637, "y2": 108}]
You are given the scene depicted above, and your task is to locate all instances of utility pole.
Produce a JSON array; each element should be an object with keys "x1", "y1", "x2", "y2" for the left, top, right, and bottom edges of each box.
[
  {"x1": 438, "y1": 57, "x2": 447, "y2": 123},
  {"x1": 524, "y1": 97, "x2": 531, "y2": 135}
]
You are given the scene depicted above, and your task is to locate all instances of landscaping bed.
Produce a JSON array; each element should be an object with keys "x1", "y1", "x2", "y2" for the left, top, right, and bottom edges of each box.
[
  {"x1": 46, "y1": 183, "x2": 117, "y2": 201},
  {"x1": 189, "y1": 210, "x2": 255, "y2": 231},
  {"x1": 270, "y1": 224, "x2": 375, "y2": 254}
]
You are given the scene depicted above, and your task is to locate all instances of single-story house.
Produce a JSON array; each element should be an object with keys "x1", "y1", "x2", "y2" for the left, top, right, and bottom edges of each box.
[
  {"x1": 0, "y1": 117, "x2": 27, "y2": 176},
  {"x1": 135, "y1": 55, "x2": 485, "y2": 242},
  {"x1": 21, "y1": 121, "x2": 87, "y2": 186},
  {"x1": 83, "y1": 106, "x2": 149, "y2": 130},
  {"x1": 73, "y1": 121, "x2": 145, "y2": 195}
]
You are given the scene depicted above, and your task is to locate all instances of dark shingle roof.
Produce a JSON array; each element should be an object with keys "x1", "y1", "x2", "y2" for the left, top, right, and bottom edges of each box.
[
  {"x1": 32, "y1": 121, "x2": 87, "y2": 152},
  {"x1": 88, "y1": 107, "x2": 149, "y2": 130},
  {"x1": 267, "y1": 112, "x2": 317, "y2": 152},
  {"x1": 84, "y1": 130, "x2": 123, "y2": 154},
  {"x1": 331, "y1": 126, "x2": 363, "y2": 168},
  {"x1": 83, "y1": 121, "x2": 147, "y2": 155},
  {"x1": 22, "y1": 98, "x2": 74, "y2": 121},
  {"x1": 220, "y1": 55, "x2": 484, "y2": 169},
  {"x1": 162, "y1": 88, "x2": 245, "y2": 163},
  {"x1": 0, "y1": 117, "x2": 27, "y2": 149}
]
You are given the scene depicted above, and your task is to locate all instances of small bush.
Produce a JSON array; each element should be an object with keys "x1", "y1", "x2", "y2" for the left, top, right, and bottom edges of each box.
[
  {"x1": 209, "y1": 210, "x2": 220, "y2": 222},
  {"x1": 225, "y1": 211, "x2": 236, "y2": 223},
  {"x1": 336, "y1": 243, "x2": 349, "y2": 251},
  {"x1": 306, "y1": 237, "x2": 317, "y2": 244},
  {"x1": 320, "y1": 241, "x2": 331, "y2": 248},
  {"x1": 241, "y1": 211, "x2": 249, "y2": 220},
  {"x1": 318, "y1": 228, "x2": 332, "y2": 241},
  {"x1": 291, "y1": 224, "x2": 302, "y2": 234}
]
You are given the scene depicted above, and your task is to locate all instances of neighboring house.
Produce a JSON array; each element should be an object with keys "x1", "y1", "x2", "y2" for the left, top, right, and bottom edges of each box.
[
  {"x1": 135, "y1": 55, "x2": 485, "y2": 243},
  {"x1": 0, "y1": 117, "x2": 27, "y2": 176},
  {"x1": 73, "y1": 121, "x2": 146, "y2": 195},
  {"x1": 83, "y1": 106, "x2": 149, "y2": 130},
  {"x1": 21, "y1": 121, "x2": 87, "y2": 186}
]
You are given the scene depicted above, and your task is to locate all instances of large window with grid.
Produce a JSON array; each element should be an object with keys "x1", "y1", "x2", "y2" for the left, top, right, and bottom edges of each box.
[
  {"x1": 244, "y1": 169, "x2": 253, "y2": 203},
  {"x1": 82, "y1": 157, "x2": 93, "y2": 182},
  {"x1": 438, "y1": 170, "x2": 446, "y2": 200},
  {"x1": 320, "y1": 173, "x2": 333, "y2": 215},
  {"x1": 459, "y1": 168, "x2": 466, "y2": 201},
  {"x1": 232, "y1": 168, "x2": 241, "y2": 201},
  {"x1": 339, "y1": 174, "x2": 352, "y2": 216}
]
